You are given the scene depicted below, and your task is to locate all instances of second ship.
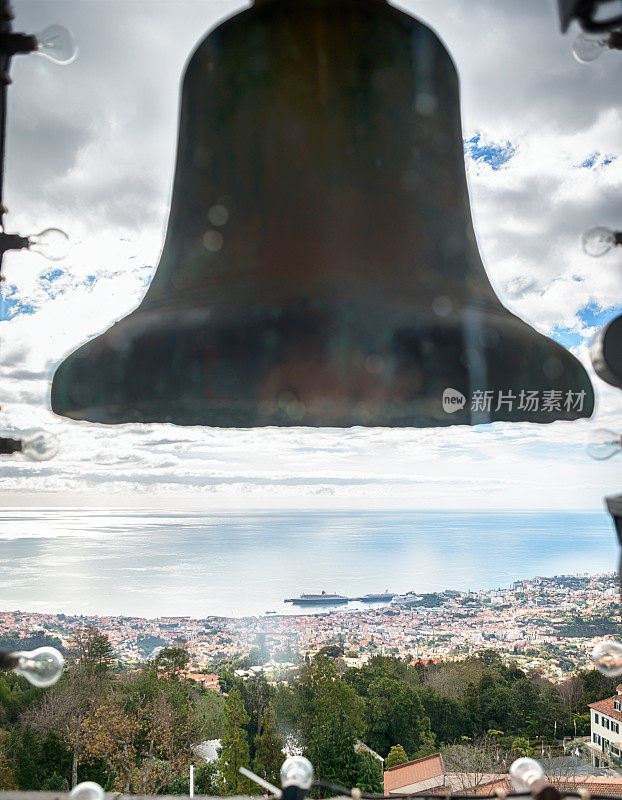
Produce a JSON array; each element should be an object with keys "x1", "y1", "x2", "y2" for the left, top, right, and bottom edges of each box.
[{"x1": 285, "y1": 591, "x2": 394, "y2": 606}]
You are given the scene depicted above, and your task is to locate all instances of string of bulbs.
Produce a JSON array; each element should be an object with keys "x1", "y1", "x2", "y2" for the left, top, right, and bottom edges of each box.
[
  {"x1": 0, "y1": 644, "x2": 64, "y2": 686},
  {"x1": 60, "y1": 759, "x2": 622, "y2": 800},
  {"x1": 560, "y1": 2, "x2": 622, "y2": 685},
  {"x1": 0, "y1": 0, "x2": 77, "y2": 461},
  {"x1": 63, "y1": 757, "x2": 622, "y2": 800},
  {"x1": 570, "y1": 4, "x2": 622, "y2": 463}
]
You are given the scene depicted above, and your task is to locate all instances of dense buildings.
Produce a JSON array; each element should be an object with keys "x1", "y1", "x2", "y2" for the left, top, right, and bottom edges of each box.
[{"x1": 0, "y1": 572, "x2": 618, "y2": 681}]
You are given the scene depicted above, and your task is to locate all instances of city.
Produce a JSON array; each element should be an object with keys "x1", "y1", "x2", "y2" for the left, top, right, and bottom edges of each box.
[{"x1": 1, "y1": 572, "x2": 618, "y2": 681}]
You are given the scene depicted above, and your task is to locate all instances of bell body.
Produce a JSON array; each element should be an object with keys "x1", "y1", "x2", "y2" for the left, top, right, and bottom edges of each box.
[{"x1": 51, "y1": 0, "x2": 594, "y2": 426}]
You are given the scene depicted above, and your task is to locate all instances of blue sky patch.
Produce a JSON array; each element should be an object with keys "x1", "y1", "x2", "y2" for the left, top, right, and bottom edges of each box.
[
  {"x1": 579, "y1": 152, "x2": 616, "y2": 169},
  {"x1": 464, "y1": 133, "x2": 516, "y2": 170},
  {"x1": 552, "y1": 302, "x2": 622, "y2": 349},
  {"x1": 0, "y1": 290, "x2": 36, "y2": 321},
  {"x1": 40, "y1": 268, "x2": 64, "y2": 283}
]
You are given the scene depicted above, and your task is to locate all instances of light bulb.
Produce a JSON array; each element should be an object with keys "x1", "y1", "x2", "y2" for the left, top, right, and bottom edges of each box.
[
  {"x1": 20, "y1": 430, "x2": 59, "y2": 461},
  {"x1": 34, "y1": 25, "x2": 78, "y2": 65},
  {"x1": 12, "y1": 646, "x2": 64, "y2": 688},
  {"x1": 591, "y1": 640, "x2": 622, "y2": 677},
  {"x1": 280, "y1": 756, "x2": 314, "y2": 790},
  {"x1": 509, "y1": 757, "x2": 545, "y2": 792},
  {"x1": 573, "y1": 33, "x2": 609, "y2": 63},
  {"x1": 28, "y1": 228, "x2": 70, "y2": 261},
  {"x1": 581, "y1": 226, "x2": 617, "y2": 257},
  {"x1": 586, "y1": 428, "x2": 621, "y2": 461},
  {"x1": 69, "y1": 782, "x2": 105, "y2": 800}
]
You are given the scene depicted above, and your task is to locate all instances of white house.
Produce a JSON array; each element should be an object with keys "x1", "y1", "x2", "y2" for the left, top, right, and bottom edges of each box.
[{"x1": 588, "y1": 684, "x2": 622, "y2": 766}]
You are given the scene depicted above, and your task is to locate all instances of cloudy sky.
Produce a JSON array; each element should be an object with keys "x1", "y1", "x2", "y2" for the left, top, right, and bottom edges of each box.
[{"x1": 0, "y1": 0, "x2": 620, "y2": 510}]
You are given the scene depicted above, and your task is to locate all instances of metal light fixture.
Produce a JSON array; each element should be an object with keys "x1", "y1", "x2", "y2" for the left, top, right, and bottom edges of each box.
[
  {"x1": 582, "y1": 226, "x2": 622, "y2": 256},
  {"x1": 510, "y1": 758, "x2": 546, "y2": 793},
  {"x1": 241, "y1": 755, "x2": 314, "y2": 800},
  {"x1": 591, "y1": 314, "x2": 622, "y2": 389},
  {"x1": 558, "y1": 1, "x2": 622, "y2": 62},
  {"x1": 0, "y1": 429, "x2": 59, "y2": 460},
  {"x1": 51, "y1": 0, "x2": 594, "y2": 428},
  {"x1": 592, "y1": 640, "x2": 622, "y2": 677},
  {"x1": 586, "y1": 428, "x2": 622, "y2": 460},
  {"x1": 68, "y1": 783, "x2": 105, "y2": 800},
  {"x1": 0, "y1": 2, "x2": 75, "y2": 279},
  {"x1": 558, "y1": 0, "x2": 622, "y2": 32},
  {"x1": 0, "y1": 645, "x2": 64, "y2": 687},
  {"x1": 573, "y1": 30, "x2": 622, "y2": 62},
  {"x1": 0, "y1": 1, "x2": 74, "y2": 459},
  {"x1": 510, "y1": 757, "x2": 562, "y2": 800}
]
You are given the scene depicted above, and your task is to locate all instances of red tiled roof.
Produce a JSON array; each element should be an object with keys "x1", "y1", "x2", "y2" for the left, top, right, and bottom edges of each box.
[
  {"x1": 588, "y1": 696, "x2": 622, "y2": 723},
  {"x1": 465, "y1": 775, "x2": 622, "y2": 798},
  {"x1": 384, "y1": 754, "x2": 445, "y2": 793},
  {"x1": 449, "y1": 774, "x2": 622, "y2": 798},
  {"x1": 474, "y1": 777, "x2": 512, "y2": 796},
  {"x1": 553, "y1": 777, "x2": 622, "y2": 797}
]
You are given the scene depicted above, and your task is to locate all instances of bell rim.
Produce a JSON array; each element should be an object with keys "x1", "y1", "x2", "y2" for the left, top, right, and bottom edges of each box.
[{"x1": 51, "y1": 300, "x2": 595, "y2": 428}]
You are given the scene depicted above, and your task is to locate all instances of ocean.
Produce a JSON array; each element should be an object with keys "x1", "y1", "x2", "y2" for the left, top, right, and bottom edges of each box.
[{"x1": 0, "y1": 508, "x2": 617, "y2": 618}]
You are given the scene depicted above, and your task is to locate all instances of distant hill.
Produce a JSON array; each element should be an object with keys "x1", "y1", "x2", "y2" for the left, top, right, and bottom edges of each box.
[{"x1": 0, "y1": 632, "x2": 65, "y2": 653}]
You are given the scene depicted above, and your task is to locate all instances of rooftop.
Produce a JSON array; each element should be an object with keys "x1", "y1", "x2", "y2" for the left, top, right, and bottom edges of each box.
[
  {"x1": 589, "y1": 697, "x2": 622, "y2": 723},
  {"x1": 384, "y1": 753, "x2": 445, "y2": 794}
]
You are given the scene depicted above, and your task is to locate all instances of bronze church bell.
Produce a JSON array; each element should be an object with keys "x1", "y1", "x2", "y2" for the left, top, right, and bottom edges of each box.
[{"x1": 51, "y1": 0, "x2": 594, "y2": 427}]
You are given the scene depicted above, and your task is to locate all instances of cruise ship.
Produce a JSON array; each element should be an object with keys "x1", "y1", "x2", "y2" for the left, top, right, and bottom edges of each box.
[
  {"x1": 390, "y1": 592, "x2": 422, "y2": 607},
  {"x1": 355, "y1": 591, "x2": 395, "y2": 602},
  {"x1": 284, "y1": 592, "x2": 349, "y2": 605}
]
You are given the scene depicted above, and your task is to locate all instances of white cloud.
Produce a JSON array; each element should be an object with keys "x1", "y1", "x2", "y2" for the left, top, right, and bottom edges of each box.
[{"x1": 0, "y1": 0, "x2": 621, "y2": 510}]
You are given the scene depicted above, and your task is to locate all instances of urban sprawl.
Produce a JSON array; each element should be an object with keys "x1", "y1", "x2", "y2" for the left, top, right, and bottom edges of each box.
[{"x1": 1, "y1": 572, "x2": 618, "y2": 682}]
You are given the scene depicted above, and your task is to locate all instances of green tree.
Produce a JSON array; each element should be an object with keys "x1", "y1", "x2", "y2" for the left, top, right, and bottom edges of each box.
[
  {"x1": 71, "y1": 627, "x2": 115, "y2": 675},
  {"x1": 317, "y1": 645, "x2": 344, "y2": 659},
  {"x1": 23, "y1": 669, "x2": 105, "y2": 787},
  {"x1": 253, "y1": 705, "x2": 284, "y2": 786},
  {"x1": 217, "y1": 666, "x2": 238, "y2": 695},
  {"x1": 344, "y1": 656, "x2": 420, "y2": 697},
  {"x1": 306, "y1": 705, "x2": 358, "y2": 788},
  {"x1": 385, "y1": 744, "x2": 409, "y2": 770},
  {"x1": 241, "y1": 674, "x2": 274, "y2": 760},
  {"x1": 511, "y1": 737, "x2": 535, "y2": 758},
  {"x1": 219, "y1": 689, "x2": 251, "y2": 795},
  {"x1": 39, "y1": 730, "x2": 71, "y2": 788},
  {"x1": 41, "y1": 772, "x2": 69, "y2": 791},
  {"x1": 273, "y1": 683, "x2": 298, "y2": 734},
  {"x1": 365, "y1": 677, "x2": 435, "y2": 758},
  {"x1": 579, "y1": 668, "x2": 619, "y2": 704},
  {"x1": 7, "y1": 727, "x2": 40, "y2": 789},
  {"x1": 355, "y1": 750, "x2": 383, "y2": 793},
  {"x1": 297, "y1": 659, "x2": 365, "y2": 741},
  {"x1": 249, "y1": 634, "x2": 270, "y2": 666},
  {"x1": 0, "y1": 673, "x2": 41, "y2": 726},
  {"x1": 162, "y1": 761, "x2": 218, "y2": 795},
  {"x1": 193, "y1": 690, "x2": 226, "y2": 740},
  {"x1": 419, "y1": 686, "x2": 475, "y2": 744},
  {"x1": 81, "y1": 683, "x2": 193, "y2": 794},
  {"x1": 0, "y1": 730, "x2": 17, "y2": 790},
  {"x1": 155, "y1": 647, "x2": 190, "y2": 679}
]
